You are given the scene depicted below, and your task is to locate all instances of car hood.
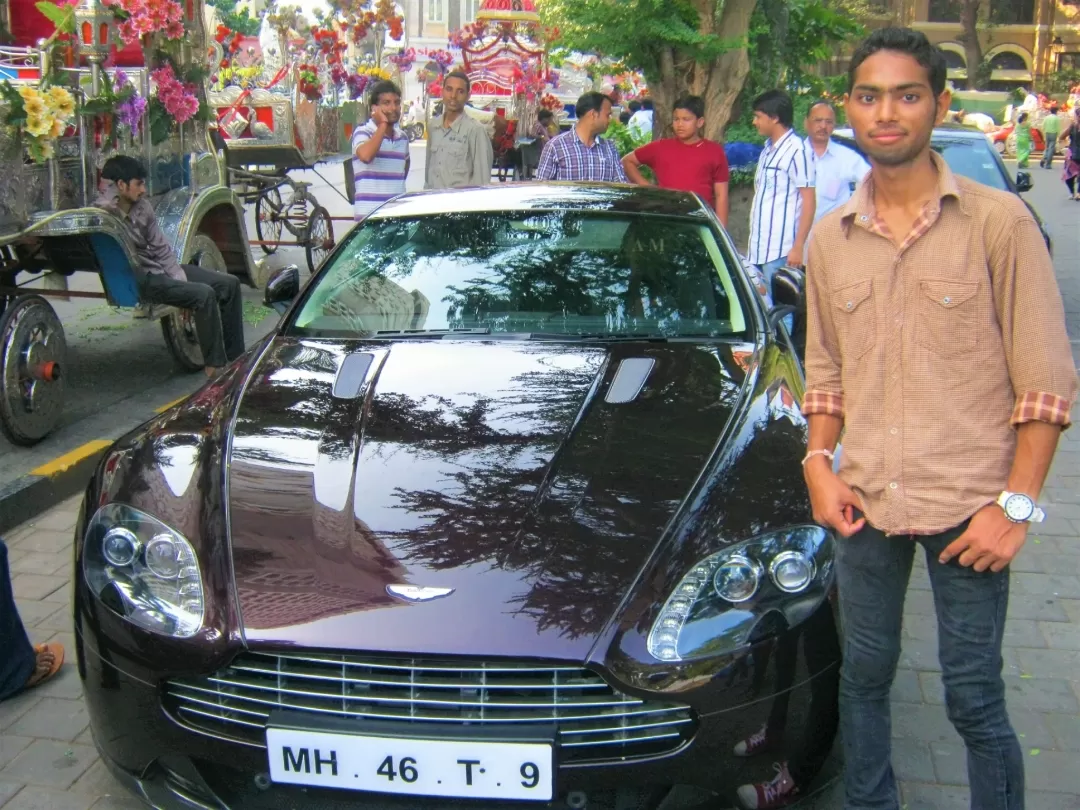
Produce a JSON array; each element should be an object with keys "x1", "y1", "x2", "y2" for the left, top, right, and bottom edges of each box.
[{"x1": 226, "y1": 337, "x2": 753, "y2": 660}]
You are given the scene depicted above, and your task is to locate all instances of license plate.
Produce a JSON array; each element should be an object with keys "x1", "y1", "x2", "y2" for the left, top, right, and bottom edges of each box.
[{"x1": 266, "y1": 727, "x2": 554, "y2": 801}]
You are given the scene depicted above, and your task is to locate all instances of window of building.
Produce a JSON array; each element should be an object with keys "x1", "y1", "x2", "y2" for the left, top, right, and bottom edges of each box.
[
  {"x1": 988, "y1": 0, "x2": 1034, "y2": 24},
  {"x1": 988, "y1": 51, "x2": 1027, "y2": 71},
  {"x1": 427, "y1": 0, "x2": 444, "y2": 22},
  {"x1": 928, "y1": 0, "x2": 961, "y2": 23},
  {"x1": 463, "y1": 0, "x2": 481, "y2": 22},
  {"x1": 1060, "y1": 52, "x2": 1080, "y2": 72},
  {"x1": 942, "y1": 50, "x2": 966, "y2": 70}
]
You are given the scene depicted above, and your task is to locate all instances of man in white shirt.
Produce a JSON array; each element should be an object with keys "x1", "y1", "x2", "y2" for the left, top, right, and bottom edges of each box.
[
  {"x1": 627, "y1": 99, "x2": 654, "y2": 141},
  {"x1": 803, "y1": 100, "x2": 870, "y2": 223}
]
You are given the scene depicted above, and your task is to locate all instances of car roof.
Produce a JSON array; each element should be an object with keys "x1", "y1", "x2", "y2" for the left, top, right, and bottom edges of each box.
[
  {"x1": 833, "y1": 125, "x2": 990, "y2": 143},
  {"x1": 368, "y1": 182, "x2": 712, "y2": 220}
]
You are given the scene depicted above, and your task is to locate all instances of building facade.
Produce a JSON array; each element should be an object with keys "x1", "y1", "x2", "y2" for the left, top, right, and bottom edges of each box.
[{"x1": 836, "y1": 0, "x2": 1080, "y2": 90}]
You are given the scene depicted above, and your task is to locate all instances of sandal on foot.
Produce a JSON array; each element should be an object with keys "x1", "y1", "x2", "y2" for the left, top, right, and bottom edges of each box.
[{"x1": 24, "y1": 642, "x2": 64, "y2": 690}]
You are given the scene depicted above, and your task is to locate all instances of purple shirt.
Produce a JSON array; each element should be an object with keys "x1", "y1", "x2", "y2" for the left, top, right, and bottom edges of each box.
[
  {"x1": 535, "y1": 129, "x2": 628, "y2": 183},
  {"x1": 94, "y1": 184, "x2": 185, "y2": 281}
]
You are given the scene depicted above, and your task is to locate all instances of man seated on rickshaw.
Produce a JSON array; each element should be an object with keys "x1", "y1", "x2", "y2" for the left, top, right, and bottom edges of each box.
[{"x1": 95, "y1": 156, "x2": 245, "y2": 378}]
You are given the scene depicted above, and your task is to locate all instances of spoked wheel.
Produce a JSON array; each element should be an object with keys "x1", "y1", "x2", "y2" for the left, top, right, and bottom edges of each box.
[
  {"x1": 159, "y1": 234, "x2": 228, "y2": 372},
  {"x1": 305, "y1": 206, "x2": 334, "y2": 272},
  {"x1": 255, "y1": 186, "x2": 283, "y2": 255},
  {"x1": 0, "y1": 295, "x2": 66, "y2": 446}
]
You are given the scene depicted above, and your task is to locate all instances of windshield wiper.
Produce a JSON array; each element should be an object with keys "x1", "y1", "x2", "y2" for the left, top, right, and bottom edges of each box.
[
  {"x1": 367, "y1": 328, "x2": 492, "y2": 339},
  {"x1": 528, "y1": 332, "x2": 728, "y2": 342}
]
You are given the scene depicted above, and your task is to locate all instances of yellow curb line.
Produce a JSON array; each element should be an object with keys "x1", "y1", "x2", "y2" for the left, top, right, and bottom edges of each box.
[
  {"x1": 155, "y1": 396, "x2": 188, "y2": 414},
  {"x1": 30, "y1": 439, "x2": 113, "y2": 478}
]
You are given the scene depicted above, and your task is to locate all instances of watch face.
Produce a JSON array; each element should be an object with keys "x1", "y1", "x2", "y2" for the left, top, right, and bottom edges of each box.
[{"x1": 1003, "y1": 494, "x2": 1035, "y2": 522}]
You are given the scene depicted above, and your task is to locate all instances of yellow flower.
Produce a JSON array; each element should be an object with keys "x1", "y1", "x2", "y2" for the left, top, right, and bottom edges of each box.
[
  {"x1": 46, "y1": 86, "x2": 75, "y2": 118},
  {"x1": 22, "y1": 93, "x2": 46, "y2": 117},
  {"x1": 49, "y1": 117, "x2": 65, "y2": 138},
  {"x1": 36, "y1": 138, "x2": 55, "y2": 160},
  {"x1": 25, "y1": 113, "x2": 52, "y2": 138}
]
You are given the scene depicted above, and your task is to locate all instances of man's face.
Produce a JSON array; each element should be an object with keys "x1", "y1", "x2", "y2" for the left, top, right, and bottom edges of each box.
[
  {"x1": 672, "y1": 107, "x2": 704, "y2": 141},
  {"x1": 374, "y1": 91, "x2": 402, "y2": 124},
  {"x1": 752, "y1": 110, "x2": 777, "y2": 138},
  {"x1": 442, "y1": 77, "x2": 469, "y2": 115},
  {"x1": 589, "y1": 100, "x2": 612, "y2": 135},
  {"x1": 116, "y1": 178, "x2": 146, "y2": 203},
  {"x1": 805, "y1": 104, "x2": 836, "y2": 146},
  {"x1": 844, "y1": 49, "x2": 949, "y2": 167}
]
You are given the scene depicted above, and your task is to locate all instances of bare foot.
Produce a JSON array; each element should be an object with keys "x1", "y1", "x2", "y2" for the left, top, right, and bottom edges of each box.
[
  {"x1": 24, "y1": 642, "x2": 64, "y2": 691},
  {"x1": 204, "y1": 366, "x2": 221, "y2": 378}
]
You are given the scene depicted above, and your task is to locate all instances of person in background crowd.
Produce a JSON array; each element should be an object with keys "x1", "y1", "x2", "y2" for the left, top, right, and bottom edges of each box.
[
  {"x1": 1014, "y1": 111, "x2": 1032, "y2": 169},
  {"x1": 801, "y1": 26, "x2": 1076, "y2": 810},
  {"x1": 1061, "y1": 108, "x2": 1080, "y2": 200},
  {"x1": 1, "y1": 537, "x2": 64, "y2": 702},
  {"x1": 536, "y1": 92, "x2": 628, "y2": 183},
  {"x1": 628, "y1": 98, "x2": 654, "y2": 140},
  {"x1": 619, "y1": 109, "x2": 632, "y2": 126},
  {"x1": 621, "y1": 94, "x2": 730, "y2": 225},
  {"x1": 426, "y1": 70, "x2": 493, "y2": 189},
  {"x1": 1039, "y1": 103, "x2": 1060, "y2": 169},
  {"x1": 803, "y1": 99, "x2": 870, "y2": 223},
  {"x1": 351, "y1": 80, "x2": 409, "y2": 221},
  {"x1": 747, "y1": 89, "x2": 815, "y2": 301},
  {"x1": 95, "y1": 156, "x2": 244, "y2": 379},
  {"x1": 532, "y1": 109, "x2": 555, "y2": 148}
]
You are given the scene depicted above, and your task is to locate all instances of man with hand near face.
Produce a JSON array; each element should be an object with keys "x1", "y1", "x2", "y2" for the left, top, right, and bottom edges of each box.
[
  {"x1": 622, "y1": 95, "x2": 730, "y2": 226},
  {"x1": 536, "y1": 92, "x2": 628, "y2": 183},
  {"x1": 352, "y1": 80, "x2": 410, "y2": 221},
  {"x1": 800, "y1": 27, "x2": 1076, "y2": 810},
  {"x1": 425, "y1": 70, "x2": 493, "y2": 190}
]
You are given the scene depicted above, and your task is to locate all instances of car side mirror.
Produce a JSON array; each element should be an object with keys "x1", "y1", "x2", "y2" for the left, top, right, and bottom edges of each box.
[
  {"x1": 264, "y1": 264, "x2": 300, "y2": 315},
  {"x1": 1015, "y1": 171, "x2": 1033, "y2": 192},
  {"x1": 766, "y1": 305, "x2": 797, "y2": 331},
  {"x1": 768, "y1": 265, "x2": 807, "y2": 361}
]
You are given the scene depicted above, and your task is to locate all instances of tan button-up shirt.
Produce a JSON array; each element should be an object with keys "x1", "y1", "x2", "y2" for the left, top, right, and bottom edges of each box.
[
  {"x1": 802, "y1": 152, "x2": 1077, "y2": 535},
  {"x1": 425, "y1": 112, "x2": 493, "y2": 190}
]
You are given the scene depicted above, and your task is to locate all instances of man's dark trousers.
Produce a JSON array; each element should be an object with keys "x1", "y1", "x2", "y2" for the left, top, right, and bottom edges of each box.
[
  {"x1": 0, "y1": 539, "x2": 36, "y2": 701},
  {"x1": 836, "y1": 519, "x2": 1024, "y2": 810},
  {"x1": 142, "y1": 264, "x2": 245, "y2": 367}
]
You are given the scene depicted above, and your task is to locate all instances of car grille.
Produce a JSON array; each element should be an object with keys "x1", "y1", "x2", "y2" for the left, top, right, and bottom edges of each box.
[{"x1": 164, "y1": 652, "x2": 695, "y2": 764}]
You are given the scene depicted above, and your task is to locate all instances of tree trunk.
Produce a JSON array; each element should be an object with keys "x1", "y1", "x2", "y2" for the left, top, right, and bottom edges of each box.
[
  {"x1": 647, "y1": 0, "x2": 760, "y2": 141},
  {"x1": 959, "y1": 0, "x2": 985, "y2": 90}
]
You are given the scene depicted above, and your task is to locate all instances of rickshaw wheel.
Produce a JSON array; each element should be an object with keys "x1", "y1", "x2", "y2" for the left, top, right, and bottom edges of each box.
[
  {"x1": 0, "y1": 295, "x2": 66, "y2": 446},
  {"x1": 160, "y1": 234, "x2": 228, "y2": 372},
  {"x1": 305, "y1": 207, "x2": 334, "y2": 273},
  {"x1": 255, "y1": 187, "x2": 283, "y2": 255}
]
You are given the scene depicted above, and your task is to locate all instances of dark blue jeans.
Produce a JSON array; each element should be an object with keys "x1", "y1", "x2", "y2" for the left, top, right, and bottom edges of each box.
[
  {"x1": 0, "y1": 539, "x2": 36, "y2": 701},
  {"x1": 835, "y1": 520, "x2": 1024, "y2": 810}
]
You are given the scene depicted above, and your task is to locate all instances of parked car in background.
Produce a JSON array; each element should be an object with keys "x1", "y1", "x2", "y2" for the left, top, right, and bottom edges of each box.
[{"x1": 74, "y1": 184, "x2": 841, "y2": 810}]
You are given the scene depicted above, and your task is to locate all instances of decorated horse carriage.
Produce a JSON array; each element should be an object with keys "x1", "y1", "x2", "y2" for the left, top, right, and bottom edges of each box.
[{"x1": 0, "y1": 0, "x2": 257, "y2": 445}]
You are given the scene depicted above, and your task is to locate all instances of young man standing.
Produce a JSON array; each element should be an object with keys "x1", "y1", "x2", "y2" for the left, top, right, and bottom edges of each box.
[
  {"x1": 803, "y1": 99, "x2": 870, "y2": 223},
  {"x1": 747, "y1": 90, "x2": 815, "y2": 297},
  {"x1": 425, "y1": 70, "x2": 493, "y2": 190},
  {"x1": 95, "y1": 156, "x2": 245, "y2": 378},
  {"x1": 802, "y1": 27, "x2": 1076, "y2": 810},
  {"x1": 351, "y1": 80, "x2": 409, "y2": 221},
  {"x1": 536, "y1": 92, "x2": 628, "y2": 183},
  {"x1": 621, "y1": 95, "x2": 730, "y2": 226}
]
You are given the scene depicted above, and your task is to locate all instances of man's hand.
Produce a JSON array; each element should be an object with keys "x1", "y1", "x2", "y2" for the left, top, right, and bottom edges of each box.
[
  {"x1": 804, "y1": 458, "x2": 865, "y2": 537},
  {"x1": 938, "y1": 504, "x2": 1027, "y2": 572},
  {"x1": 786, "y1": 244, "x2": 805, "y2": 268},
  {"x1": 371, "y1": 107, "x2": 389, "y2": 128}
]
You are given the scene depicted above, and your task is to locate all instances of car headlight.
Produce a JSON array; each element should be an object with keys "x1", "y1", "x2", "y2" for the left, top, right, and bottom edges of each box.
[
  {"x1": 647, "y1": 525, "x2": 834, "y2": 662},
  {"x1": 83, "y1": 503, "x2": 205, "y2": 639}
]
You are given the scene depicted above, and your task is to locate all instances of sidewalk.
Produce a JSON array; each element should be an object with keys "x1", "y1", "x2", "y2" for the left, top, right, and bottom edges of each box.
[{"x1": 1, "y1": 401, "x2": 1078, "y2": 809}]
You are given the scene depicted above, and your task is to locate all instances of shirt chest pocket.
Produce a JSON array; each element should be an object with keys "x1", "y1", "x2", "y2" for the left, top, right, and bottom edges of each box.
[
  {"x1": 439, "y1": 135, "x2": 469, "y2": 161},
  {"x1": 831, "y1": 279, "x2": 875, "y2": 360},
  {"x1": 916, "y1": 279, "x2": 979, "y2": 356}
]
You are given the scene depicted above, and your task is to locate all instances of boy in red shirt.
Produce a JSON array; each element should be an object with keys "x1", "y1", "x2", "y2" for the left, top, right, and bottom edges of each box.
[{"x1": 622, "y1": 95, "x2": 730, "y2": 226}]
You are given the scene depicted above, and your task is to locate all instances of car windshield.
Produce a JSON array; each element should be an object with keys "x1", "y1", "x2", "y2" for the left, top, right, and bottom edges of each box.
[
  {"x1": 932, "y1": 139, "x2": 1007, "y2": 191},
  {"x1": 288, "y1": 211, "x2": 750, "y2": 339}
]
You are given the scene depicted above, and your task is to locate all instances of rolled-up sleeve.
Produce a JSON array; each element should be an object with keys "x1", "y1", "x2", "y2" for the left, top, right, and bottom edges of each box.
[
  {"x1": 801, "y1": 233, "x2": 845, "y2": 419},
  {"x1": 987, "y1": 209, "x2": 1078, "y2": 429}
]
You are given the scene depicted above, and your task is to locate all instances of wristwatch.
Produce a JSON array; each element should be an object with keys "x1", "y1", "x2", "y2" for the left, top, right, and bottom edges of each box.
[{"x1": 996, "y1": 491, "x2": 1046, "y2": 524}]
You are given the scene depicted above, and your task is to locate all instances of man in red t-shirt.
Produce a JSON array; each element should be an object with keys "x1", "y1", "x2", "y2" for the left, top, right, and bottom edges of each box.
[{"x1": 621, "y1": 95, "x2": 730, "y2": 226}]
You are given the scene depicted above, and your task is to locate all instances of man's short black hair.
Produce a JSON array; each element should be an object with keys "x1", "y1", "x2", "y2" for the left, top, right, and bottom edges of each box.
[
  {"x1": 369, "y1": 80, "x2": 401, "y2": 107},
  {"x1": 847, "y1": 27, "x2": 947, "y2": 98},
  {"x1": 101, "y1": 155, "x2": 147, "y2": 184},
  {"x1": 575, "y1": 91, "x2": 613, "y2": 119},
  {"x1": 619, "y1": 110, "x2": 631, "y2": 125},
  {"x1": 537, "y1": 109, "x2": 554, "y2": 122},
  {"x1": 752, "y1": 89, "x2": 794, "y2": 129},
  {"x1": 628, "y1": 100, "x2": 641, "y2": 113},
  {"x1": 673, "y1": 95, "x2": 705, "y2": 119},
  {"x1": 444, "y1": 70, "x2": 471, "y2": 92},
  {"x1": 641, "y1": 99, "x2": 654, "y2": 111}
]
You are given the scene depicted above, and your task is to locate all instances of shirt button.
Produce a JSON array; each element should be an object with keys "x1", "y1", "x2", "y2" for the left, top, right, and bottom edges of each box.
[
  {"x1": 860, "y1": 215, "x2": 868, "y2": 222},
  {"x1": 889, "y1": 482, "x2": 898, "y2": 490},
  {"x1": 890, "y1": 427, "x2": 898, "y2": 435},
  {"x1": 846, "y1": 301, "x2": 854, "y2": 310}
]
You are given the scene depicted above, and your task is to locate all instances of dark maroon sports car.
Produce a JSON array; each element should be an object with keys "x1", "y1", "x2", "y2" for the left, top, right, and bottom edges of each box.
[{"x1": 73, "y1": 183, "x2": 841, "y2": 810}]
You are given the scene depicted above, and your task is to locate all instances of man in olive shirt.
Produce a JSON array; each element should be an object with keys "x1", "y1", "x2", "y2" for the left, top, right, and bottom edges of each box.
[{"x1": 425, "y1": 71, "x2": 493, "y2": 189}]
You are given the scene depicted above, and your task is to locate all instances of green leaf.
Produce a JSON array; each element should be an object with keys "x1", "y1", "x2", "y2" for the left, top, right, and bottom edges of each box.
[
  {"x1": 34, "y1": 1, "x2": 75, "y2": 34},
  {"x1": 1029, "y1": 748, "x2": 1040, "y2": 756},
  {"x1": 80, "y1": 99, "x2": 114, "y2": 116}
]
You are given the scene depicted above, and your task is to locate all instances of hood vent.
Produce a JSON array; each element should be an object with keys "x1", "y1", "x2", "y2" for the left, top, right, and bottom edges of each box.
[
  {"x1": 605, "y1": 357, "x2": 655, "y2": 404},
  {"x1": 332, "y1": 352, "x2": 376, "y2": 399}
]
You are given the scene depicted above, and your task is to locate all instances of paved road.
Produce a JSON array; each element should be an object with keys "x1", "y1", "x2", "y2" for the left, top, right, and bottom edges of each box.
[{"x1": 1, "y1": 156, "x2": 1079, "y2": 810}]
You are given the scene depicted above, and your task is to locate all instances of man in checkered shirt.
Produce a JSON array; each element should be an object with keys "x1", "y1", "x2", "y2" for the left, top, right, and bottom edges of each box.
[{"x1": 535, "y1": 92, "x2": 628, "y2": 183}]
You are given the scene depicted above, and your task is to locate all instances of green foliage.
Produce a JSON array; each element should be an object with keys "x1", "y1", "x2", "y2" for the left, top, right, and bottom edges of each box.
[
  {"x1": 80, "y1": 70, "x2": 136, "y2": 117},
  {"x1": 729, "y1": 165, "x2": 756, "y2": 189},
  {"x1": 1039, "y1": 69, "x2": 1080, "y2": 96},
  {"x1": 34, "y1": 1, "x2": 74, "y2": 35},
  {"x1": 604, "y1": 120, "x2": 652, "y2": 157},
  {"x1": 207, "y1": 0, "x2": 263, "y2": 36}
]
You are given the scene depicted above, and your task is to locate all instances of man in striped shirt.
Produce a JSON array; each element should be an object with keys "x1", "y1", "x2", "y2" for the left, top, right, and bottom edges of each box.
[
  {"x1": 747, "y1": 90, "x2": 816, "y2": 303},
  {"x1": 352, "y1": 81, "x2": 410, "y2": 221},
  {"x1": 536, "y1": 92, "x2": 628, "y2": 183}
]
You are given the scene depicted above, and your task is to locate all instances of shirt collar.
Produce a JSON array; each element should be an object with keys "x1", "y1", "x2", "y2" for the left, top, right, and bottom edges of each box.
[
  {"x1": 839, "y1": 150, "x2": 967, "y2": 228},
  {"x1": 766, "y1": 128, "x2": 796, "y2": 153}
]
